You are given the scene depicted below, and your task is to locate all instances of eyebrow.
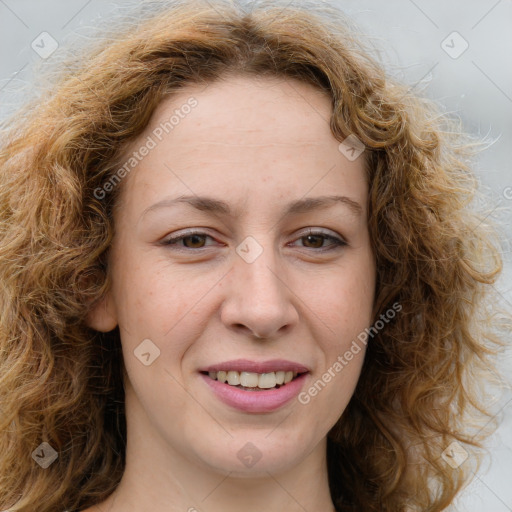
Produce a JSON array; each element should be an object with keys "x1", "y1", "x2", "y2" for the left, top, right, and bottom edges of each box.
[{"x1": 141, "y1": 194, "x2": 363, "y2": 220}]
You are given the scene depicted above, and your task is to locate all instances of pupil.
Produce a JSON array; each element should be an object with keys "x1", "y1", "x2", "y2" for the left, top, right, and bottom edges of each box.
[
  {"x1": 304, "y1": 235, "x2": 323, "y2": 248},
  {"x1": 184, "y1": 235, "x2": 205, "y2": 248}
]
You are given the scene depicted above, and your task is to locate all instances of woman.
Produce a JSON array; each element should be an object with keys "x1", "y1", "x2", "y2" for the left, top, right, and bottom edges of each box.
[{"x1": 0, "y1": 1, "x2": 508, "y2": 511}]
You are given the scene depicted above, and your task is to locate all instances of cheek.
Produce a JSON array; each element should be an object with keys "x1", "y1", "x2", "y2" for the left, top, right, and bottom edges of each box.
[
  {"x1": 297, "y1": 344, "x2": 366, "y2": 437},
  {"x1": 310, "y1": 258, "x2": 375, "y2": 343},
  {"x1": 302, "y1": 254, "x2": 373, "y2": 410},
  {"x1": 111, "y1": 254, "x2": 223, "y2": 372},
  {"x1": 112, "y1": 253, "x2": 191, "y2": 332}
]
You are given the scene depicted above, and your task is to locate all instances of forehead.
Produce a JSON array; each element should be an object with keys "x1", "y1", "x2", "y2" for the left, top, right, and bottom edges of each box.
[
  {"x1": 114, "y1": 74, "x2": 367, "y2": 217},
  {"x1": 149, "y1": 73, "x2": 334, "y2": 145}
]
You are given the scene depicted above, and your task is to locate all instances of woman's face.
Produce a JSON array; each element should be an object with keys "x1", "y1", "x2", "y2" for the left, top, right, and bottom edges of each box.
[{"x1": 89, "y1": 74, "x2": 376, "y2": 477}]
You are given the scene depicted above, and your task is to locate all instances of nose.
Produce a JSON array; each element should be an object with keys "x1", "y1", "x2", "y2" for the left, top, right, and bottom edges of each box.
[{"x1": 220, "y1": 241, "x2": 299, "y2": 339}]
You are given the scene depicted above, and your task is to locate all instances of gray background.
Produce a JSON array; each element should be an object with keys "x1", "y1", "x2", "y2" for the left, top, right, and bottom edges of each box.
[{"x1": 1, "y1": 0, "x2": 511, "y2": 509}]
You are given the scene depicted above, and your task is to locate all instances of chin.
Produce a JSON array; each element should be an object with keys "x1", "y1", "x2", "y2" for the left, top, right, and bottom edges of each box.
[{"x1": 191, "y1": 431, "x2": 313, "y2": 476}]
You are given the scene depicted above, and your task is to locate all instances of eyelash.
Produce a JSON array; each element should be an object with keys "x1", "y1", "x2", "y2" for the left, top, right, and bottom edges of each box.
[{"x1": 160, "y1": 229, "x2": 347, "y2": 252}]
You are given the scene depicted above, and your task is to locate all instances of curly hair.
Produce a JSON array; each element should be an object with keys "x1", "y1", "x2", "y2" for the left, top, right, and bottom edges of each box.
[{"x1": 0, "y1": 1, "x2": 509, "y2": 511}]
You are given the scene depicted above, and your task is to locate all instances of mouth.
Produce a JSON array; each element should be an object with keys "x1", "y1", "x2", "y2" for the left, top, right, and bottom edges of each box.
[
  {"x1": 198, "y1": 359, "x2": 310, "y2": 413},
  {"x1": 200, "y1": 370, "x2": 307, "y2": 391}
]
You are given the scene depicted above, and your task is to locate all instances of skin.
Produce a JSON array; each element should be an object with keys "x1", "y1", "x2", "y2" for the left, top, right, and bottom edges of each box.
[{"x1": 86, "y1": 74, "x2": 376, "y2": 512}]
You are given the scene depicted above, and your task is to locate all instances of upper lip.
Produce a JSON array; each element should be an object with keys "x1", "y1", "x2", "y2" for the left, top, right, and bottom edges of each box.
[{"x1": 199, "y1": 359, "x2": 310, "y2": 374}]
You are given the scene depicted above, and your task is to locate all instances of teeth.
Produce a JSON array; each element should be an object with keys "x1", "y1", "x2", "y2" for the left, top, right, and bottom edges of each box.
[
  {"x1": 227, "y1": 371, "x2": 240, "y2": 386},
  {"x1": 240, "y1": 371, "x2": 259, "y2": 387},
  {"x1": 258, "y1": 372, "x2": 276, "y2": 389},
  {"x1": 207, "y1": 370, "x2": 300, "y2": 389}
]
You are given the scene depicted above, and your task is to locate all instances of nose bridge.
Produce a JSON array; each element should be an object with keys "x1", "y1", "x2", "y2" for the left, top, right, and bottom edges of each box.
[
  {"x1": 221, "y1": 234, "x2": 297, "y2": 338},
  {"x1": 236, "y1": 235, "x2": 285, "y2": 302},
  {"x1": 242, "y1": 246, "x2": 279, "y2": 293}
]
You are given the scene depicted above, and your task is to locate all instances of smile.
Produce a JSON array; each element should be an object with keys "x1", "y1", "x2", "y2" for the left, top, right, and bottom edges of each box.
[
  {"x1": 204, "y1": 370, "x2": 302, "y2": 390},
  {"x1": 199, "y1": 359, "x2": 310, "y2": 413}
]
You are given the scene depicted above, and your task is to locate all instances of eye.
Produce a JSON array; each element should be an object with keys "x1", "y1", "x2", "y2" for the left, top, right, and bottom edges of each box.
[
  {"x1": 160, "y1": 230, "x2": 219, "y2": 250},
  {"x1": 160, "y1": 228, "x2": 347, "y2": 252},
  {"x1": 291, "y1": 229, "x2": 347, "y2": 251}
]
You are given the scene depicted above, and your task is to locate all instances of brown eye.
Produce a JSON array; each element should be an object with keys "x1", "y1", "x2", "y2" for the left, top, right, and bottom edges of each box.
[
  {"x1": 181, "y1": 234, "x2": 207, "y2": 248},
  {"x1": 162, "y1": 232, "x2": 217, "y2": 250},
  {"x1": 293, "y1": 231, "x2": 347, "y2": 251},
  {"x1": 301, "y1": 234, "x2": 325, "y2": 248}
]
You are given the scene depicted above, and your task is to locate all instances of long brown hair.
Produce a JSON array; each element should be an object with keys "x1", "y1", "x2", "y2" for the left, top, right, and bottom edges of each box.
[{"x1": 0, "y1": 1, "x2": 509, "y2": 510}]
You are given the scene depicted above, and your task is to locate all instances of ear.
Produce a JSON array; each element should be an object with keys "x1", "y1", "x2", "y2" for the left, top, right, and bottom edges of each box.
[{"x1": 86, "y1": 292, "x2": 118, "y2": 332}]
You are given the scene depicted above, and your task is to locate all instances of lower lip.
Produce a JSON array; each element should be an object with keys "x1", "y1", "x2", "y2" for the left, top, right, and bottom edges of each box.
[{"x1": 200, "y1": 373, "x2": 308, "y2": 413}]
